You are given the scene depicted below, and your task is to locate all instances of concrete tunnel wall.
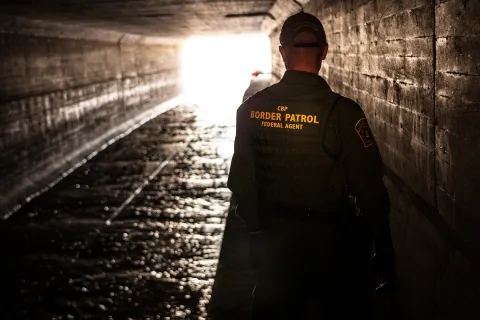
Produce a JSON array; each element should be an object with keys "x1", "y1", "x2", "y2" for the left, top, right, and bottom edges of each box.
[
  {"x1": 0, "y1": 0, "x2": 479, "y2": 317},
  {"x1": 0, "y1": 17, "x2": 181, "y2": 214},
  {"x1": 266, "y1": 0, "x2": 480, "y2": 318}
]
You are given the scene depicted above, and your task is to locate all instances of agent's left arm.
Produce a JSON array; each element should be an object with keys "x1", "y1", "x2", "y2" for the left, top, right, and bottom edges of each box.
[{"x1": 227, "y1": 103, "x2": 261, "y2": 232}]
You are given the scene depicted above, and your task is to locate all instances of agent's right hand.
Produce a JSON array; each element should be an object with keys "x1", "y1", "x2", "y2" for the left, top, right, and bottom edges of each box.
[
  {"x1": 372, "y1": 249, "x2": 396, "y2": 295},
  {"x1": 372, "y1": 223, "x2": 396, "y2": 292}
]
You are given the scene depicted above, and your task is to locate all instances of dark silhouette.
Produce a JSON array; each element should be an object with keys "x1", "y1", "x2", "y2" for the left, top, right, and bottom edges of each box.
[{"x1": 228, "y1": 11, "x2": 396, "y2": 319}]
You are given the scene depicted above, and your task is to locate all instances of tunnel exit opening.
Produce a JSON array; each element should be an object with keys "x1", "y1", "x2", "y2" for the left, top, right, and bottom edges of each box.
[{"x1": 180, "y1": 33, "x2": 272, "y2": 112}]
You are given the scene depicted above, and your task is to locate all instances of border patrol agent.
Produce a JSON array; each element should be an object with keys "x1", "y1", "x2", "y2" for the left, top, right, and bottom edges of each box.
[{"x1": 228, "y1": 11, "x2": 395, "y2": 319}]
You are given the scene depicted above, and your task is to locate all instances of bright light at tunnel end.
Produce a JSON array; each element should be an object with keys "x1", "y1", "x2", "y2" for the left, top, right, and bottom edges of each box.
[{"x1": 180, "y1": 33, "x2": 272, "y2": 111}]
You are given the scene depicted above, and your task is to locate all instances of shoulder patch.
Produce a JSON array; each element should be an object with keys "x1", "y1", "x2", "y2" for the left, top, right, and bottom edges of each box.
[{"x1": 354, "y1": 118, "x2": 374, "y2": 148}]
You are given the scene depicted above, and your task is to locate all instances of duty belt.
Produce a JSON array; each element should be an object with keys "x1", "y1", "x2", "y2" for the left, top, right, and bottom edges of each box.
[{"x1": 272, "y1": 204, "x2": 352, "y2": 222}]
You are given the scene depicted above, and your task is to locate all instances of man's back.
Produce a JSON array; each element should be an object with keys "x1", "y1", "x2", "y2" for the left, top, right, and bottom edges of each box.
[
  {"x1": 227, "y1": 11, "x2": 395, "y2": 319},
  {"x1": 238, "y1": 70, "x2": 344, "y2": 210},
  {"x1": 232, "y1": 69, "x2": 388, "y2": 215}
]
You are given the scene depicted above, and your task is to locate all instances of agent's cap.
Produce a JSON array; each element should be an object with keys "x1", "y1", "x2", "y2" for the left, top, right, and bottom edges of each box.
[{"x1": 279, "y1": 11, "x2": 327, "y2": 48}]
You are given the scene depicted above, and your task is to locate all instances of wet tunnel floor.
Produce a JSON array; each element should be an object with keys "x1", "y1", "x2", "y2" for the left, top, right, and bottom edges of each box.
[
  {"x1": 0, "y1": 103, "x2": 251, "y2": 320},
  {"x1": 0, "y1": 76, "x2": 402, "y2": 320}
]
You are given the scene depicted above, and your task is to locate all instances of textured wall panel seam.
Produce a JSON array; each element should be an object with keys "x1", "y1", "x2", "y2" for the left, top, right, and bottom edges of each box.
[
  {"x1": 374, "y1": 3, "x2": 430, "y2": 23},
  {"x1": 0, "y1": 14, "x2": 181, "y2": 44},
  {"x1": 440, "y1": 71, "x2": 480, "y2": 77},
  {"x1": 118, "y1": 34, "x2": 127, "y2": 119},
  {"x1": 0, "y1": 72, "x2": 173, "y2": 105}
]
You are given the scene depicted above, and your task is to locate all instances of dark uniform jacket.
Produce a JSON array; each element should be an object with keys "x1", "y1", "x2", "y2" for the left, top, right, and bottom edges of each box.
[{"x1": 228, "y1": 70, "x2": 390, "y2": 242}]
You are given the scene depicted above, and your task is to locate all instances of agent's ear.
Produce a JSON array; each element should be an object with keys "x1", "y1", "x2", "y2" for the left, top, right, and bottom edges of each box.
[{"x1": 321, "y1": 43, "x2": 329, "y2": 60}]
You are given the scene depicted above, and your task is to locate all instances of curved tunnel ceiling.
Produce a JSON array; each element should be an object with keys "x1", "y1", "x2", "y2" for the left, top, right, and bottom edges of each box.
[{"x1": 0, "y1": 0, "x2": 281, "y2": 38}]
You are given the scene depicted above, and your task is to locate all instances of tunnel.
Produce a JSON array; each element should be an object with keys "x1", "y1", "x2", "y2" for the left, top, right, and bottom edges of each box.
[{"x1": 0, "y1": 0, "x2": 479, "y2": 319}]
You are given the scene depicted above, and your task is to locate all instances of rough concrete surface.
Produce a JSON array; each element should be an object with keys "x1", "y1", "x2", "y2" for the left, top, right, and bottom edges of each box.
[
  {"x1": 0, "y1": 1, "x2": 276, "y2": 38},
  {"x1": 269, "y1": 0, "x2": 480, "y2": 318},
  {"x1": 0, "y1": 78, "x2": 403, "y2": 320},
  {"x1": 0, "y1": 27, "x2": 180, "y2": 214},
  {"x1": 0, "y1": 103, "x2": 236, "y2": 319},
  {"x1": 1, "y1": 0, "x2": 479, "y2": 318}
]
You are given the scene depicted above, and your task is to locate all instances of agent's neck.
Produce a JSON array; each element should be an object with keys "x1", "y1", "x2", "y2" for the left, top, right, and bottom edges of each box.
[{"x1": 287, "y1": 65, "x2": 320, "y2": 74}]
